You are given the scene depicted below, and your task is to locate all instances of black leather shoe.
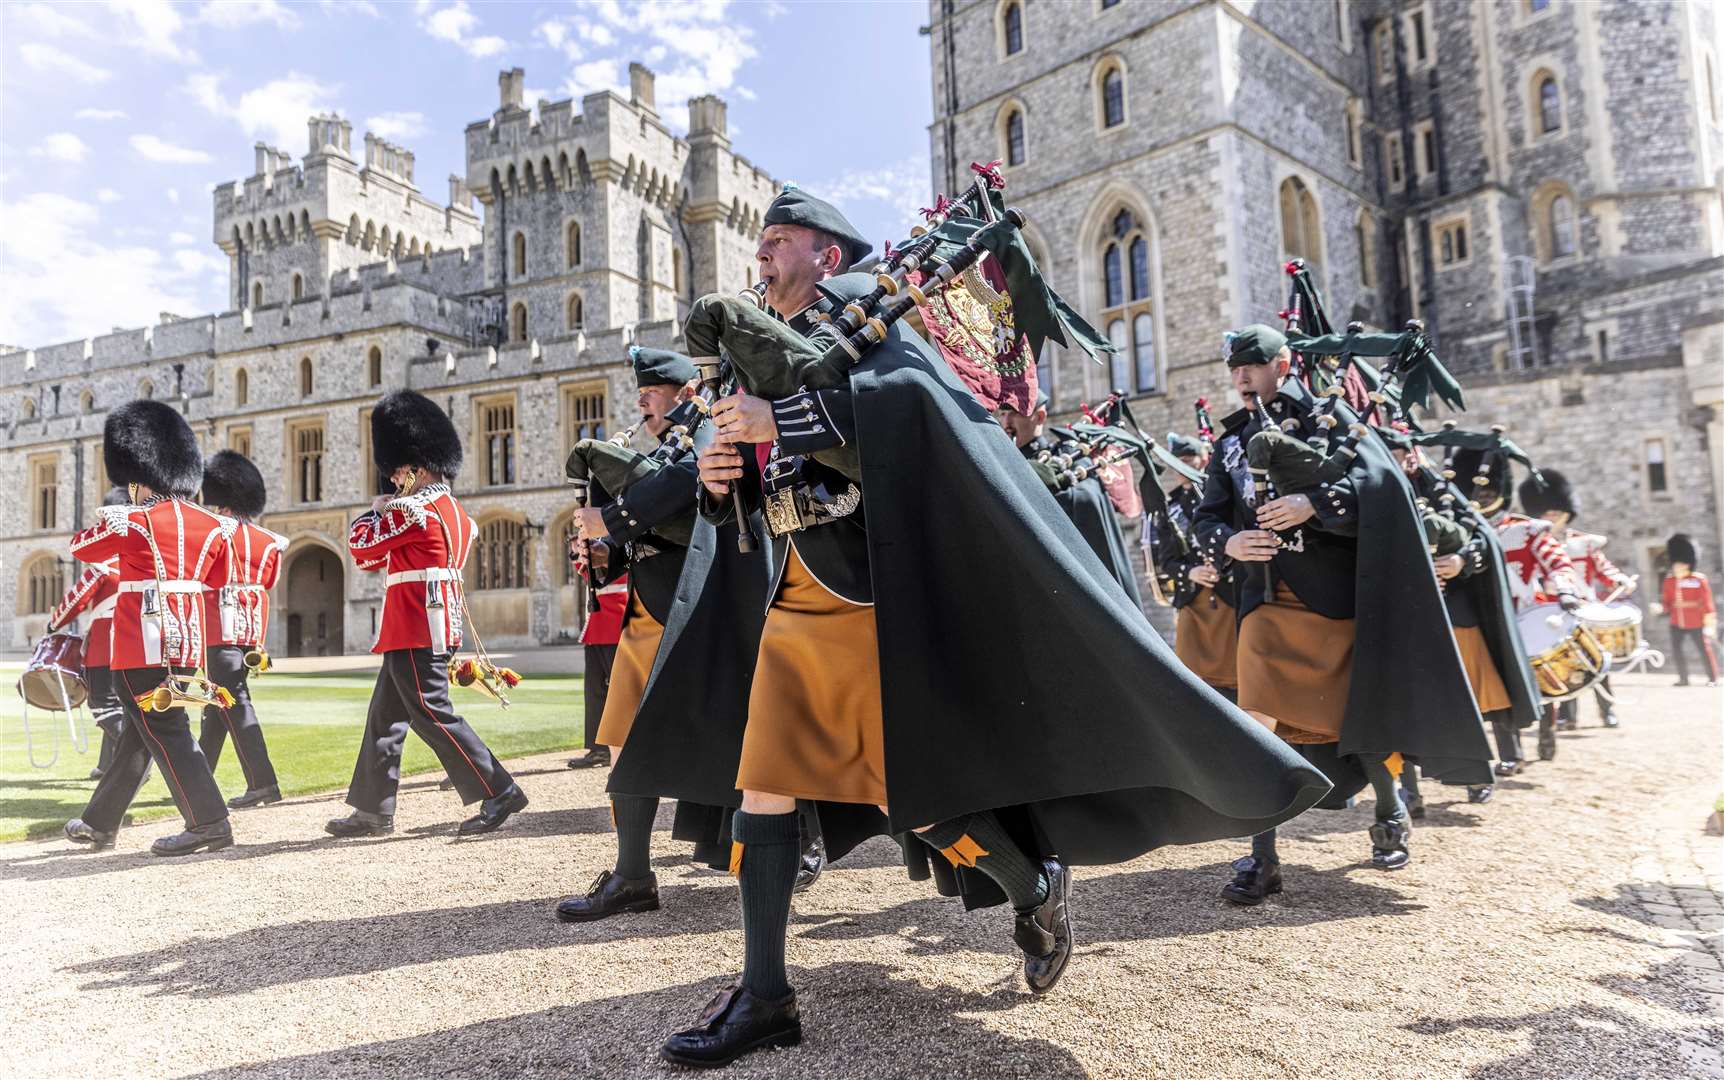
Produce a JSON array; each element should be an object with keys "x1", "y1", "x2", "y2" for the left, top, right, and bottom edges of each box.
[
  {"x1": 556, "y1": 869, "x2": 660, "y2": 922},
  {"x1": 458, "y1": 783, "x2": 528, "y2": 835},
  {"x1": 1221, "y1": 855, "x2": 1282, "y2": 905},
  {"x1": 228, "y1": 785, "x2": 282, "y2": 809},
  {"x1": 567, "y1": 747, "x2": 611, "y2": 769},
  {"x1": 1467, "y1": 784, "x2": 1494, "y2": 804},
  {"x1": 152, "y1": 821, "x2": 233, "y2": 857},
  {"x1": 1369, "y1": 818, "x2": 1410, "y2": 870},
  {"x1": 325, "y1": 812, "x2": 393, "y2": 837},
  {"x1": 792, "y1": 835, "x2": 826, "y2": 895},
  {"x1": 64, "y1": 818, "x2": 116, "y2": 850},
  {"x1": 1676, "y1": 678, "x2": 1691, "y2": 687},
  {"x1": 1013, "y1": 858, "x2": 1074, "y2": 995},
  {"x1": 661, "y1": 983, "x2": 801, "y2": 1068},
  {"x1": 1494, "y1": 759, "x2": 1523, "y2": 778},
  {"x1": 1399, "y1": 786, "x2": 1426, "y2": 820}
]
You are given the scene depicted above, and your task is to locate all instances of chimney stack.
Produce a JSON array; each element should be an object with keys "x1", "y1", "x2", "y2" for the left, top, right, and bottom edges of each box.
[
  {"x1": 629, "y1": 63, "x2": 657, "y2": 114},
  {"x1": 499, "y1": 67, "x2": 525, "y2": 111}
]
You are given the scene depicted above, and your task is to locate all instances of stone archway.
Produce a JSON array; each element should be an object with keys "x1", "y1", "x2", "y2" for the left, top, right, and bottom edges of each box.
[{"x1": 282, "y1": 544, "x2": 345, "y2": 657}]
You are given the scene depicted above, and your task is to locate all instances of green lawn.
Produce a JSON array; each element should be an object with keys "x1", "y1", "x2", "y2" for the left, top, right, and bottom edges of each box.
[{"x1": 0, "y1": 665, "x2": 585, "y2": 843}]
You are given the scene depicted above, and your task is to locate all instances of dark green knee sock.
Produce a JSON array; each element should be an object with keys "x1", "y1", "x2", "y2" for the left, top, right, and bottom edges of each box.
[
  {"x1": 1251, "y1": 827, "x2": 1279, "y2": 864},
  {"x1": 1362, "y1": 756, "x2": 1405, "y2": 823},
  {"x1": 918, "y1": 811, "x2": 1049, "y2": 913},
  {"x1": 732, "y1": 810, "x2": 799, "y2": 1000},
  {"x1": 611, "y1": 795, "x2": 659, "y2": 879}
]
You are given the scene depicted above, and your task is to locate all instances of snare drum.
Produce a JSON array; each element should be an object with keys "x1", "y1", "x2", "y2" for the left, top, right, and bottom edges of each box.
[
  {"x1": 1516, "y1": 603, "x2": 1608, "y2": 701},
  {"x1": 1575, "y1": 600, "x2": 1642, "y2": 662},
  {"x1": 17, "y1": 632, "x2": 89, "y2": 711}
]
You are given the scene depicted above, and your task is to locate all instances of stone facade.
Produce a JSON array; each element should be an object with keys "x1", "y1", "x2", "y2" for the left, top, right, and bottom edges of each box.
[
  {"x1": 0, "y1": 65, "x2": 776, "y2": 656},
  {"x1": 929, "y1": 0, "x2": 1724, "y2": 641}
]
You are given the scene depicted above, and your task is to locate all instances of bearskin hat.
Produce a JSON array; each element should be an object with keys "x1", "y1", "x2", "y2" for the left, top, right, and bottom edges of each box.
[
  {"x1": 1667, "y1": 533, "x2": 1699, "y2": 568},
  {"x1": 202, "y1": 450, "x2": 267, "y2": 519},
  {"x1": 101, "y1": 486, "x2": 130, "y2": 508},
  {"x1": 103, "y1": 400, "x2": 202, "y2": 498},
  {"x1": 1449, "y1": 447, "x2": 1509, "y2": 502},
  {"x1": 371, "y1": 390, "x2": 462, "y2": 478},
  {"x1": 1518, "y1": 468, "x2": 1577, "y2": 520}
]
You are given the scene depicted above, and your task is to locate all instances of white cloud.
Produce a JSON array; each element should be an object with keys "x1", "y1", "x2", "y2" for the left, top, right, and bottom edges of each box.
[
  {"x1": 0, "y1": 193, "x2": 225, "y2": 346},
  {"x1": 30, "y1": 134, "x2": 91, "y2": 163},
  {"x1": 169, "y1": 231, "x2": 197, "y2": 245},
  {"x1": 563, "y1": 59, "x2": 625, "y2": 100},
  {"x1": 187, "y1": 71, "x2": 340, "y2": 149},
  {"x1": 110, "y1": 0, "x2": 198, "y2": 62},
  {"x1": 166, "y1": 188, "x2": 181, "y2": 204},
  {"x1": 366, "y1": 111, "x2": 427, "y2": 141},
  {"x1": 814, "y1": 155, "x2": 932, "y2": 228},
  {"x1": 18, "y1": 44, "x2": 112, "y2": 84},
  {"x1": 418, "y1": 1, "x2": 506, "y2": 59},
  {"x1": 197, "y1": 0, "x2": 299, "y2": 29},
  {"x1": 19, "y1": 3, "x2": 95, "y2": 36},
  {"x1": 97, "y1": 188, "x2": 123, "y2": 203},
  {"x1": 76, "y1": 108, "x2": 129, "y2": 121},
  {"x1": 319, "y1": 0, "x2": 379, "y2": 14},
  {"x1": 582, "y1": 23, "x2": 616, "y2": 47},
  {"x1": 131, "y1": 135, "x2": 213, "y2": 165}
]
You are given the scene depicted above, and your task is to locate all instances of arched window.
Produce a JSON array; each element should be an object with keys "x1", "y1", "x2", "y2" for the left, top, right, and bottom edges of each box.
[
  {"x1": 1278, "y1": 176, "x2": 1323, "y2": 271},
  {"x1": 251, "y1": 281, "x2": 263, "y2": 308},
  {"x1": 367, "y1": 345, "x2": 383, "y2": 387},
  {"x1": 291, "y1": 273, "x2": 303, "y2": 300},
  {"x1": 512, "y1": 231, "x2": 527, "y2": 277},
  {"x1": 567, "y1": 293, "x2": 584, "y2": 332},
  {"x1": 1549, "y1": 195, "x2": 1576, "y2": 258},
  {"x1": 566, "y1": 221, "x2": 582, "y2": 268},
  {"x1": 23, "y1": 554, "x2": 63, "y2": 615},
  {"x1": 1098, "y1": 207, "x2": 1156, "y2": 394},
  {"x1": 138, "y1": 378, "x2": 154, "y2": 400},
  {"x1": 1356, "y1": 211, "x2": 1376, "y2": 288},
  {"x1": 80, "y1": 388, "x2": 94, "y2": 413},
  {"x1": 474, "y1": 517, "x2": 528, "y2": 590},
  {"x1": 1097, "y1": 61, "x2": 1127, "y2": 129},
  {"x1": 1531, "y1": 182, "x2": 1580, "y2": 264},
  {"x1": 1005, "y1": 108, "x2": 1026, "y2": 167},
  {"x1": 1001, "y1": 2, "x2": 1023, "y2": 56},
  {"x1": 299, "y1": 356, "x2": 313, "y2": 397},
  {"x1": 1537, "y1": 74, "x2": 1562, "y2": 134},
  {"x1": 673, "y1": 249, "x2": 685, "y2": 296},
  {"x1": 511, "y1": 302, "x2": 528, "y2": 343},
  {"x1": 235, "y1": 368, "x2": 249, "y2": 406},
  {"x1": 22, "y1": 397, "x2": 36, "y2": 420}
]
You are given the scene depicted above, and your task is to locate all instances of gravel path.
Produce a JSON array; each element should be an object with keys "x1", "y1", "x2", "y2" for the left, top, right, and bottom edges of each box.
[{"x1": 2, "y1": 672, "x2": 1719, "y2": 1079}]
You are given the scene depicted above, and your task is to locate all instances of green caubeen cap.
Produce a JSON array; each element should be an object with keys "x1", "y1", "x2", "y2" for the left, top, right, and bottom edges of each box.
[
  {"x1": 1225, "y1": 324, "x2": 1289, "y2": 367},
  {"x1": 763, "y1": 182, "x2": 872, "y2": 269},
  {"x1": 629, "y1": 345, "x2": 697, "y2": 388}
]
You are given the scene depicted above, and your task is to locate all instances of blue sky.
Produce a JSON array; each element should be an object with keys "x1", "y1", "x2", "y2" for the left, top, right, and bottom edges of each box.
[{"x1": 0, "y1": 0, "x2": 935, "y2": 348}]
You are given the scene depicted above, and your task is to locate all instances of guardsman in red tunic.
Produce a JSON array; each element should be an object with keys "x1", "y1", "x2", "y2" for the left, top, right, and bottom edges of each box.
[
  {"x1": 325, "y1": 390, "x2": 528, "y2": 838},
  {"x1": 1521, "y1": 468, "x2": 1632, "y2": 730},
  {"x1": 197, "y1": 450, "x2": 286, "y2": 808},
  {"x1": 1660, "y1": 533, "x2": 1719, "y2": 687},
  {"x1": 63, "y1": 401, "x2": 235, "y2": 856},
  {"x1": 47, "y1": 488, "x2": 128, "y2": 779}
]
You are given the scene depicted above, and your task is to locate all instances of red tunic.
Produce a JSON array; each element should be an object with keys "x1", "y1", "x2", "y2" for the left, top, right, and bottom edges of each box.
[
  {"x1": 1564, "y1": 530, "x2": 1633, "y2": 601},
  {"x1": 349, "y1": 483, "x2": 476, "y2": 654},
  {"x1": 204, "y1": 520, "x2": 287, "y2": 648},
  {"x1": 69, "y1": 497, "x2": 234, "y2": 671},
  {"x1": 48, "y1": 557, "x2": 121, "y2": 668},
  {"x1": 1663, "y1": 573, "x2": 1717, "y2": 630},
  {"x1": 1492, "y1": 512, "x2": 1581, "y2": 611},
  {"x1": 581, "y1": 575, "x2": 629, "y2": 646}
]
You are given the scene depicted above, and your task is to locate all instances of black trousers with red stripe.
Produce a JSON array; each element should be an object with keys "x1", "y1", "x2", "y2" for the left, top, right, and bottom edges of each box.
[
  {"x1": 82, "y1": 666, "x2": 228, "y2": 833},
  {"x1": 345, "y1": 648, "x2": 515, "y2": 816},
  {"x1": 197, "y1": 645, "x2": 279, "y2": 791}
]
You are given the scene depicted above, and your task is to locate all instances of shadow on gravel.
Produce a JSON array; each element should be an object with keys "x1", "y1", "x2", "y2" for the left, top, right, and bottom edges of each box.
[
  {"x1": 63, "y1": 883, "x2": 744, "y2": 998},
  {"x1": 176, "y1": 962, "x2": 1089, "y2": 1080},
  {"x1": 1405, "y1": 1001, "x2": 1721, "y2": 1078},
  {"x1": 0, "y1": 832, "x2": 422, "y2": 884}
]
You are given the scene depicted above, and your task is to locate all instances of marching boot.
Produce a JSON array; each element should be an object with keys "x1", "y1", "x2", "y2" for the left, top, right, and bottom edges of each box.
[
  {"x1": 1491, "y1": 719, "x2": 1524, "y2": 776},
  {"x1": 1556, "y1": 700, "x2": 1579, "y2": 732},
  {"x1": 227, "y1": 784, "x2": 282, "y2": 809},
  {"x1": 1601, "y1": 708, "x2": 1620, "y2": 729},
  {"x1": 152, "y1": 820, "x2": 233, "y2": 856},
  {"x1": 1467, "y1": 784, "x2": 1494, "y2": 804},
  {"x1": 64, "y1": 818, "x2": 116, "y2": 850},
  {"x1": 660, "y1": 984, "x2": 802, "y2": 1068},
  {"x1": 325, "y1": 810, "x2": 394, "y2": 837},
  {"x1": 1369, "y1": 817, "x2": 1411, "y2": 871},
  {"x1": 1399, "y1": 786, "x2": 1426, "y2": 819},
  {"x1": 567, "y1": 746, "x2": 611, "y2": 769},
  {"x1": 556, "y1": 869, "x2": 660, "y2": 922},
  {"x1": 1014, "y1": 858, "x2": 1074, "y2": 995},
  {"x1": 457, "y1": 783, "x2": 529, "y2": 835},
  {"x1": 792, "y1": 833, "x2": 826, "y2": 895},
  {"x1": 1222, "y1": 855, "x2": 1283, "y2": 905}
]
